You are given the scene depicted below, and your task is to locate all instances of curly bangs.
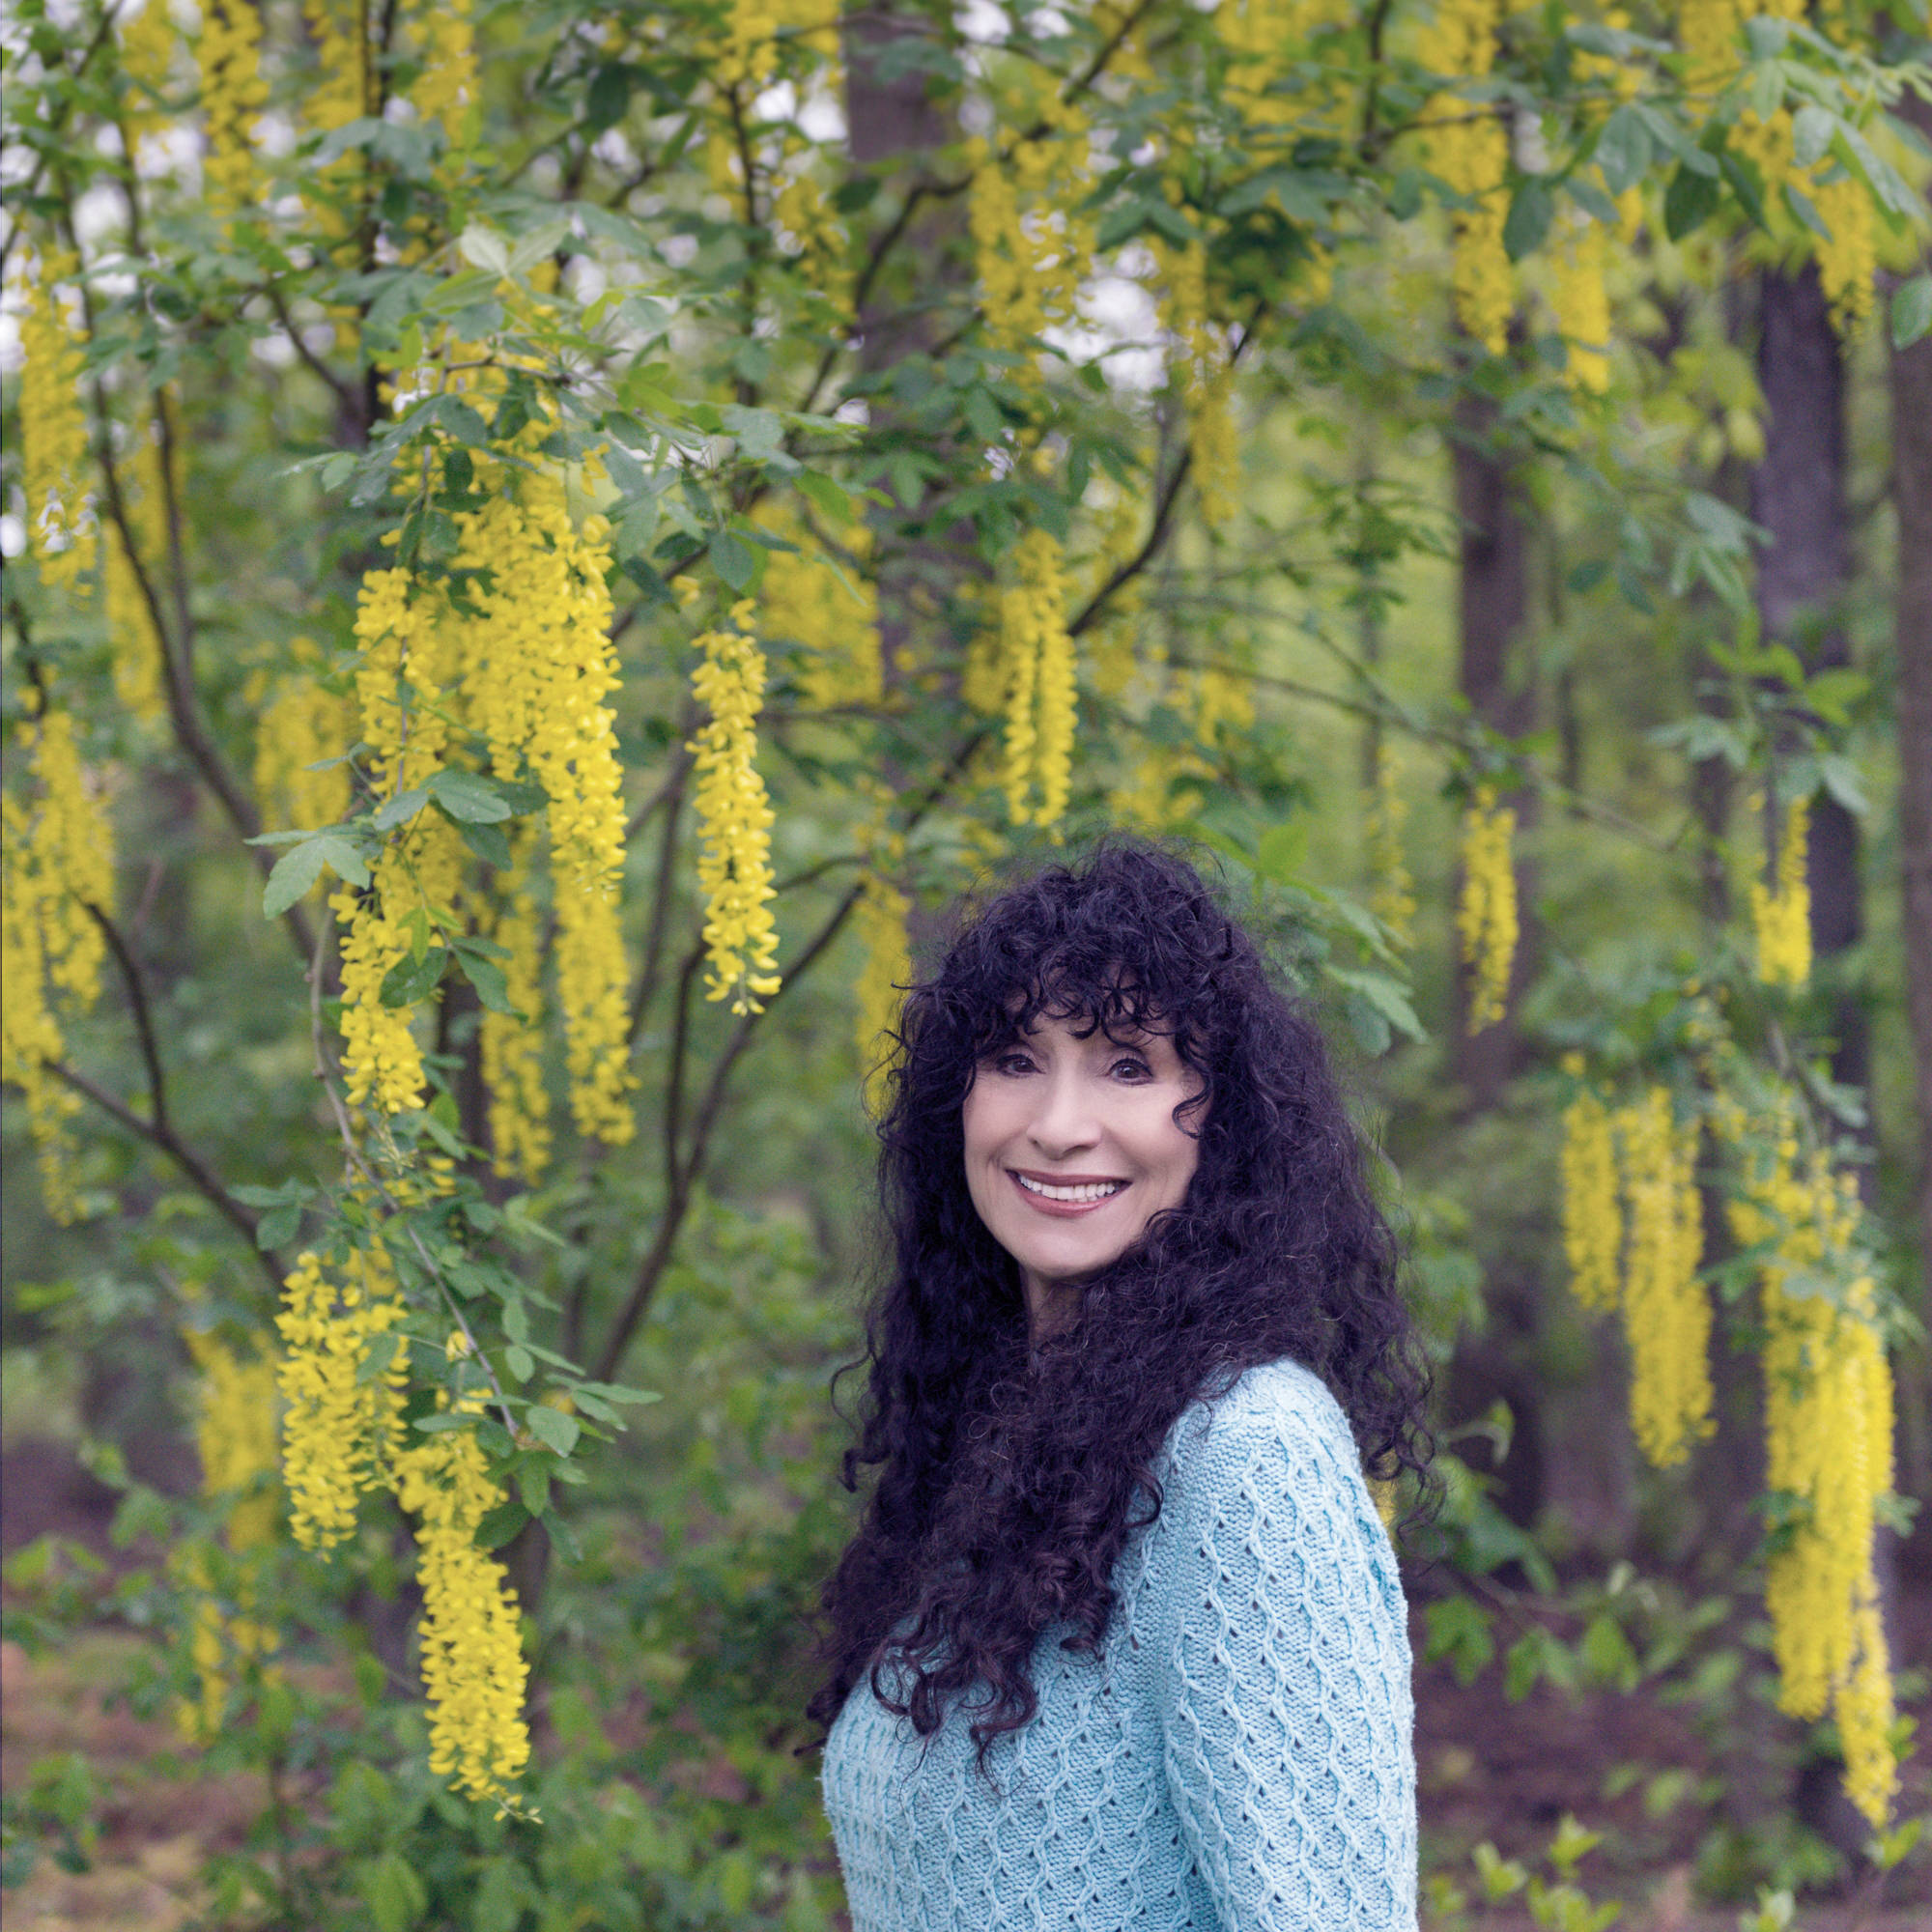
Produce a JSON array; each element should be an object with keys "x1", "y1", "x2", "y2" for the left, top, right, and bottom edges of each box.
[{"x1": 810, "y1": 838, "x2": 1431, "y2": 1765}]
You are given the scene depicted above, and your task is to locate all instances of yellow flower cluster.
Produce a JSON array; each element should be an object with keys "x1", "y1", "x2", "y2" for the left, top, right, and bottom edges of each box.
[
  {"x1": 997, "y1": 528, "x2": 1077, "y2": 829},
  {"x1": 409, "y1": 0, "x2": 478, "y2": 150},
  {"x1": 275, "y1": 1245, "x2": 411, "y2": 1551},
  {"x1": 105, "y1": 413, "x2": 177, "y2": 724},
  {"x1": 1727, "y1": 1111, "x2": 1897, "y2": 1826},
  {"x1": 479, "y1": 826, "x2": 553, "y2": 1183},
  {"x1": 1417, "y1": 0, "x2": 1512, "y2": 354},
  {"x1": 1456, "y1": 782, "x2": 1517, "y2": 1032},
  {"x1": 253, "y1": 639, "x2": 354, "y2": 835},
  {"x1": 968, "y1": 105, "x2": 1095, "y2": 372},
  {"x1": 1749, "y1": 795, "x2": 1810, "y2": 989},
  {"x1": 774, "y1": 159, "x2": 851, "y2": 312},
  {"x1": 119, "y1": 0, "x2": 178, "y2": 142},
  {"x1": 1549, "y1": 212, "x2": 1611, "y2": 395},
  {"x1": 1616, "y1": 1088, "x2": 1712, "y2": 1467},
  {"x1": 1364, "y1": 744, "x2": 1416, "y2": 952},
  {"x1": 854, "y1": 866, "x2": 910, "y2": 1115},
  {"x1": 185, "y1": 1326, "x2": 281, "y2": 1551},
  {"x1": 753, "y1": 502, "x2": 882, "y2": 709},
  {"x1": 1677, "y1": 0, "x2": 1744, "y2": 100},
  {"x1": 689, "y1": 605, "x2": 783, "y2": 1014},
  {"x1": 1, "y1": 708, "x2": 117, "y2": 1220},
  {"x1": 1156, "y1": 239, "x2": 1239, "y2": 530},
  {"x1": 1811, "y1": 172, "x2": 1876, "y2": 333},
  {"x1": 393, "y1": 1408, "x2": 531, "y2": 1806},
  {"x1": 195, "y1": 0, "x2": 268, "y2": 217},
  {"x1": 16, "y1": 249, "x2": 97, "y2": 595},
  {"x1": 1559, "y1": 1073, "x2": 1621, "y2": 1314},
  {"x1": 302, "y1": 0, "x2": 371, "y2": 246},
  {"x1": 451, "y1": 463, "x2": 633, "y2": 1143}
]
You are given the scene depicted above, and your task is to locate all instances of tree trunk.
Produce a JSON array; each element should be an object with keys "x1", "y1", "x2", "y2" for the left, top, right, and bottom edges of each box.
[
  {"x1": 1889, "y1": 82, "x2": 1932, "y2": 1522},
  {"x1": 1752, "y1": 265, "x2": 1866, "y2": 1095}
]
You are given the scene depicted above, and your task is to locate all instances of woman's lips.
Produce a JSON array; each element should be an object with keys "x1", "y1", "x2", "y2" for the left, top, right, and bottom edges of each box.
[{"x1": 1007, "y1": 1169, "x2": 1129, "y2": 1216}]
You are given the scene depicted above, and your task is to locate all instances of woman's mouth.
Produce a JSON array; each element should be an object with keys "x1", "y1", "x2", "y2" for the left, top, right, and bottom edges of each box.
[{"x1": 1009, "y1": 1171, "x2": 1128, "y2": 1212}]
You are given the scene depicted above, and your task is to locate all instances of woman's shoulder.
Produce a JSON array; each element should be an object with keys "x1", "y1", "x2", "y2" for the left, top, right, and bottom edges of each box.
[{"x1": 1165, "y1": 1354, "x2": 1358, "y2": 1472}]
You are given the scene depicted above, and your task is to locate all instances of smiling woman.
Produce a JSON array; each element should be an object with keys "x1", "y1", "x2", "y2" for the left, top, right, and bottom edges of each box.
[{"x1": 811, "y1": 839, "x2": 1432, "y2": 1931}]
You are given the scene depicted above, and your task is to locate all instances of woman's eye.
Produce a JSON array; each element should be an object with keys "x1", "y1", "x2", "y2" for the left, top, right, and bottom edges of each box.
[
  {"x1": 992, "y1": 1051, "x2": 1037, "y2": 1076},
  {"x1": 1111, "y1": 1057, "x2": 1152, "y2": 1081}
]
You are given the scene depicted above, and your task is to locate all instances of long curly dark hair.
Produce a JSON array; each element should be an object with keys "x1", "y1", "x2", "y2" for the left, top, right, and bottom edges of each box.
[{"x1": 808, "y1": 838, "x2": 1432, "y2": 1763}]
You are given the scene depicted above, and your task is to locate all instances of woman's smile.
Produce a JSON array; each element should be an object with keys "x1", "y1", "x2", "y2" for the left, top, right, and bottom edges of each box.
[{"x1": 1009, "y1": 1169, "x2": 1130, "y2": 1212}]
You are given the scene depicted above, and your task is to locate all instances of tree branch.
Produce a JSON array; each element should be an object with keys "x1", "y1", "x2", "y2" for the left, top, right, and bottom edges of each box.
[
  {"x1": 82, "y1": 900, "x2": 169, "y2": 1133},
  {"x1": 48, "y1": 1063, "x2": 275, "y2": 1277}
]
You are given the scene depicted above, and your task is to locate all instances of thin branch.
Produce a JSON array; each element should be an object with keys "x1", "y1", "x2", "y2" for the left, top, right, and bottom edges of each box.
[
  {"x1": 624, "y1": 745, "x2": 694, "y2": 1044},
  {"x1": 260, "y1": 279, "x2": 362, "y2": 422},
  {"x1": 48, "y1": 1063, "x2": 275, "y2": 1276},
  {"x1": 82, "y1": 900, "x2": 169, "y2": 1133},
  {"x1": 0, "y1": 8, "x2": 120, "y2": 281}
]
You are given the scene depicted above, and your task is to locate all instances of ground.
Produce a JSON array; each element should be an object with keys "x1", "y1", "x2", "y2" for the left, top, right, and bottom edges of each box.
[{"x1": 2, "y1": 1434, "x2": 1928, "y2": 1929}]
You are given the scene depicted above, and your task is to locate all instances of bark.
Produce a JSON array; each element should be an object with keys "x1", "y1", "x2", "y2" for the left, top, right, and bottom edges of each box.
[
  {"x1": 1753, "y1": 265, "x2": 1867, "y2": 1095},
  {"x1": 1890, "y1": 86, "x2": 1932, "y2": 1514}
]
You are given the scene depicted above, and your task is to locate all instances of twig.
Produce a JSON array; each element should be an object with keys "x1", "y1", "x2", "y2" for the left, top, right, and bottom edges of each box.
[
  {"x1": 82, "y1": 900, "x2": 169, "y2": 1133},
  {"x1": 48, "y1": 1062, "x2": 274, "y2": 1275},
  {"x1": 260, "y1": 279, "x2": 362, "y2": 423}
]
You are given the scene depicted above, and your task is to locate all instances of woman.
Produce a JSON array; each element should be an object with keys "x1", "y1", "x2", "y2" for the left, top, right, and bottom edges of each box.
[{"x1": 814, "y1": 840, "x2": 1428, "y2": 1930}]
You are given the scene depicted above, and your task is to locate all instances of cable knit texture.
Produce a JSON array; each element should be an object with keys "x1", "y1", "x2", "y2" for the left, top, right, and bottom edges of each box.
[{"x1": 821, "y1": 1357, "x2": 1418, "y2": 1930}]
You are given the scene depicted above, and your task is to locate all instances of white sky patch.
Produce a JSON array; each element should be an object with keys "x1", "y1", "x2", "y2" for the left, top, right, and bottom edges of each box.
[
  {"x1": 256, "y1": 111, "x2": 298, "y2": 160},
  {"x1": 73, "y1": 183, "x2": 124, "y2": 249},
  {"x1": 592, "y1": 128, "x2": 638, "y2": 172},
  {"x1": 798, "y1": 90, "x2": 845, "y2": 144},
  {"x1": 835, "y1": 397, "x2": 869, "y2": 427},
  {"x1": 660, "y1": 233, "x2": 698, "y2": 269},
  {"x1": 1028, "y1": 8, "x2": 1069, "y2": 34},
  {"x1": 251, "y1": 329, "x2": 298, "y2": 369},
  {"x1": 957, "y1": 0, "x2": 1010, "y2": 43},
  {"x1": 754, "y1": 80, "x2": 798, "y2": 123},
  {"x1": 1, "y1": 513, "x2": 24, "y2": 559},
  {"x1": 566, "y1": 254, "x2": 608, "y2": 305}
]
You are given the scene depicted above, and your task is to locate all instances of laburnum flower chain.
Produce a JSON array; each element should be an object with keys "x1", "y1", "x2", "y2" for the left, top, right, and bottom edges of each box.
[
  {"x1": 1416, "y1": 0, "x2": 1513, "y2": 354},
  {"x1": 998, "y1": 528, "x2": 1078, "y2": 830},
  {"x1": 1456, "y1": 781, "x2": 1518, "y2": 1032},
  {"x1": 689, "y1": 603, "x2": 783, "y2": 1015},
  {"x1": 1749, "y1": 793, "x2": 1811, "y2": 989}
]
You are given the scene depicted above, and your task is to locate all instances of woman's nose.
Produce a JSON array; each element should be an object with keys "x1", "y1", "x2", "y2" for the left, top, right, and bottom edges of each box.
[{"x1": 1026, "y1": 1069, "x2": 1101, "y2": 1154}]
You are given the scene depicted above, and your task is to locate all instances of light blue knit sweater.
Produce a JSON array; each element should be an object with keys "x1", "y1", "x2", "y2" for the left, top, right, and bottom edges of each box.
[{"x1": 820, "y1": 1357, "x2": 1418, "y2": 1930}]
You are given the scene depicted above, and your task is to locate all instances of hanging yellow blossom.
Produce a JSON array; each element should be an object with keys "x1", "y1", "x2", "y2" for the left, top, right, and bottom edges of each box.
[
  {"x1": 119, "y1": 0, "x2": 178, "y2": 142},
  {"x1": 105, "y1": 415, "x2": 177, "y2": 724},
  {"x1": 722, "y1": 0, "x2": 840, "y2": 91},
  {"x1": 853, "y1": 867, "x2": 910, "y2": 1115},
  {"x1": 195, "y1": 0, "x2": 268, "y2": 217},
  {"x1": 1364, "y1": 743, "x2": 1415, "y2": 951},
  {"x1": 16, "y1": 249, "x2": 97, "y2": 595},
  {"x1": 689, "y1": 604, "x2": 782, "y2": 1014},
  {"x1": 1457, "y1": 782, "x2": 1517, "y2": 1032},
  {"x1": 969, "y1": 140, "x2": 1046, "y2": 355},
  {"x1": 1812, "y1": 172, "x2": 1876, "y2": 334},
  {"x1": 1156, "y1": 238, "x2": 1240, "y2": 529},
  {"x1": 996, "y1": 528, "x2": 1077, "y2": 829},
  {"x1": 1417, "y1": 0, "x2": 1512, "y2": 354},
  {"x1": 393, "y1": 1403, "x2": 531, "y2": 1807},
  {"x1": 754, "y1": 501, "x2": 882, "y2": 709},
  {"x1": 1549, "y1": 212, "x2": 1611, "y2": 394},
  {"x1": 1615, "y1": 1089, "x2": 1712, "y2": 1466},
  {"x1": 185, "y1": 1326, "x2": 281, "y2": 1550},
  {"x1": 276, "y1": 1244, "x2": 411, "y2": 1552},
  {"x1": 253, "y1": 639, "x2": 354, "y2": 834},
  {"x1": 1, "y1": 709, "x2": 117, "y2": 1221},
  {"x1": 1559, "y1": 1069, "x2": 1621, "y2": 1314},
  {"x1": 1728, "y1": 1107, "x2": 1897, "y2": 1827},
  {"x1": 479, "y1": 825, "x2": 553, "y2": 1183},
  {"x1": 1749, "y1": 794, "x2": 1810, "y2": 989},
  {"x1": 451, "y1": 462, "x2": 635, "y2": 1144},
  {"x1": 409, "y1": 0, "x2": 477, "y2": 151}
]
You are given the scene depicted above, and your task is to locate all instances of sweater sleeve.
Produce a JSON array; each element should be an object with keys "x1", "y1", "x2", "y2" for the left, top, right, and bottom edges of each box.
[{"x1": 1149, "y1": 1369, "x2": 1417, "y2": 1932}]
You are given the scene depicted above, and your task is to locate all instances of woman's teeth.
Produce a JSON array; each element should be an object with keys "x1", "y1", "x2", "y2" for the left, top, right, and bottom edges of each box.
[{"x1": 1015, "y1": 1175, "x2": 1126, "y2": 1204}]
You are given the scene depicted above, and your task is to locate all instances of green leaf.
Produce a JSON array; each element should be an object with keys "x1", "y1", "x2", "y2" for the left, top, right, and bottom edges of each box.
[
  {"x1": 456, "y1": 816, "x2": 513, "y2": 868},
  {"x1": 1663, "y1": 163, "x2": 1721, "y2": 242},
  {"x1": 458, "y1": 223, "x2": 510, "y2": 275},
  {"x1": 517, "y1": 1463, "x2": 551, "y2": 1517},
  {"x1": 540, "y1": 1506, "x2": 582, "y2": 1564},
  {"x1": 712, "y1": 528, "x2": 757, "y2": 591},
  {"x1": 1593, "y1": 105, "x2": 1651, "y2": 197},
  {"x1": 504, "y1": 1343, "x2": 534, "y2": 1383},
  {"x1": 380, "y1": 947, "x2": 448, "y2": 1009},
  {"x1": 256, "y1": 1203, "x2": 301, "y2": 1251},
  {"x1": 1255, "y1": 818, "x2": 1309, "y2": 884},
  {"x1": 1892, "y1": 272, "x2": 1932, "y2": 351},
  {"x1": 474, "y1": 1500, "x2": 529, "y2": 1550},
  {"x1": 1790, "y1": 105, "x2": 1835, "y2": 173},
  {"x1": 429, "y1": 770, "x2": 513, "y2": 822},
  {"x1": 1502, "y1": 178, "x2": 1556, "y2": 261},
  {"x1": 451, "y1": 947, "x2": 516, "y2": 1015},
  {"x1": 355, "y1": 1329, "x2": 402, "y2": 1384},
  {"x1": 357, "y1": 1850, "x2": 429, "y2": 1932},
  {"x1": 795, "y1": 470, "x2": 853, "y2": 525},
  {"x1": 263, "y1": 835, "x2": 369, "y2": 919},
  {"x1": 526, "y1": 1404, "x2": 581, "y2": 1458}
]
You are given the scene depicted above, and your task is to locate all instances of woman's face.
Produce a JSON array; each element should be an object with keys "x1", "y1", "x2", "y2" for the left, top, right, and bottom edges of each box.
[{"x1": 961, "y1": 1011, "x2": 1203, "y2": 1336}]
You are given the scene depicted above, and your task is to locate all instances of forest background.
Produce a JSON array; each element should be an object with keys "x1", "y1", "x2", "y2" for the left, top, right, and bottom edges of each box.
[{"x1": 2, "y1": 0, "x2": 1931, "y2": 1926}]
